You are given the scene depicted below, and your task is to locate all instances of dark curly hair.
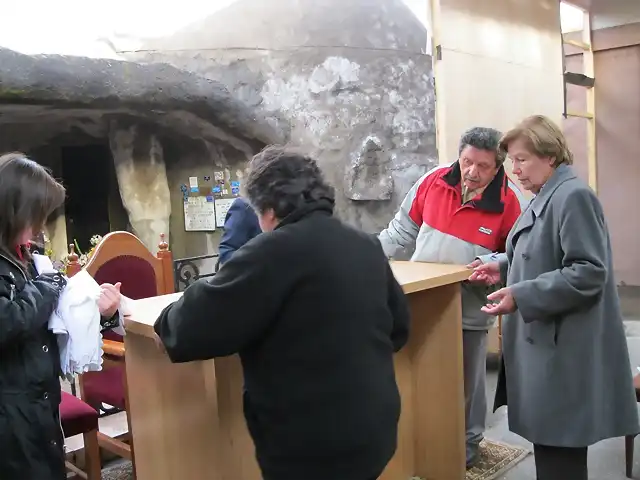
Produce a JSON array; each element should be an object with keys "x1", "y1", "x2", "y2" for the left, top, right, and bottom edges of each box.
[
  {"x1": 246, "y1": 146, "x2": 335, "y2": 219},
  {"x1": 458, "y1": 126, "x2": 506, "y2": 167}
]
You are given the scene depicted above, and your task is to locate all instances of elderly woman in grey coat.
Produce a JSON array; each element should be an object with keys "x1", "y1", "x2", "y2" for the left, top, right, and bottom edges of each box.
[{"x1": 470, "y1": 115, "x2": 639, "y2": 479}]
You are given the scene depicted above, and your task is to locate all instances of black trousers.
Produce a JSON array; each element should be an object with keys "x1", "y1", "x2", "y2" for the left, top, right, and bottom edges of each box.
[{"x1": 534, "y1": 444, "x2": 588, "y2": 480}]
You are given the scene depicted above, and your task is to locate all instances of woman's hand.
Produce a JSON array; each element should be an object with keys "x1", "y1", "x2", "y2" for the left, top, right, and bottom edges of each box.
[
  {"x1": 467, "y1": 261, "x2": 501, "y2": 286},
  {"x1": 98, "y1": 282, "x2": 121, "y2": 318},
  {"x1": 153, "y1": 333, "x2": 167, "y2": 354},
  {"x1": 481, "y1": 287, "x2": 516, "y2": 315}
]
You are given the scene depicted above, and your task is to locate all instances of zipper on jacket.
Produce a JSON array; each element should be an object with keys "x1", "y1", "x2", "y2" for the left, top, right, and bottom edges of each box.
[{"x1": 58, "y1": 406, "x2": 67, "y2": 453}]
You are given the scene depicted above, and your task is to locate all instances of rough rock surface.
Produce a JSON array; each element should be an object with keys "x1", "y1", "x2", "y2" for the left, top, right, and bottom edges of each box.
[
  {"x1": 109, "y1": 121, "x2": 172, "y2": 252},
  {"x1": 0, "y1": 47, "x2": 282, "y2": 149},
  {"x1": 129, "y1": 0, "x2": 438, "y2": 233},
  {"x1": 0, "y1": 47, "x2": 279, "y2": 256}
]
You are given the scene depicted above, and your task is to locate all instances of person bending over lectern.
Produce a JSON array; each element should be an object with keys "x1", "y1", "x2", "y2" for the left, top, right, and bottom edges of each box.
[{"x1": 155, "y1": 145, "x2": 410, "y2": 480}]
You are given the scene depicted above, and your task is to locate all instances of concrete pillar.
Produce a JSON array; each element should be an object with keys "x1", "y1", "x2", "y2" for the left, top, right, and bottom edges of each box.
[{"x1": 109, "y1": 121, "x2": 171, "y2": 253}]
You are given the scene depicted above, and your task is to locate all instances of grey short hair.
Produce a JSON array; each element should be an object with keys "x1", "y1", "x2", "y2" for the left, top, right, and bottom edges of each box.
[
  {"x1": 458, "y1": 127, "x2": 506, "y2": 167},
  {"x1": 245, "y1": 145, "x2": 335, "y2": 219}
]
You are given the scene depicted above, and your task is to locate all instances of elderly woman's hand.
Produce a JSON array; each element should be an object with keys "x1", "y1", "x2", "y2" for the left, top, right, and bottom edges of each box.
[
  {"x1": 481, "y1": 287, "x2": 516, "y2": 315},
  {"x1": 468, "y1": 261, "x2": 501, "y2": 286},
  {"x1": 98, "y1": 282, "x2": 122, "y2": 318}
]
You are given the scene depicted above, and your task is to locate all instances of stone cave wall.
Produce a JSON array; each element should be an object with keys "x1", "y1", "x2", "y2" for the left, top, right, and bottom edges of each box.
[
  {"x1": 107, "y1": 120, "x2": 252, "y2": 259},
  {"x1": 130, "y1": 48, "x2": 438, "y2": 234},
  {"x1": 162, "y1": 135, "x2": 251, "y2": 260},
  {"x1": 0, "y1": 116, "x2": 251, "y2": 262}
]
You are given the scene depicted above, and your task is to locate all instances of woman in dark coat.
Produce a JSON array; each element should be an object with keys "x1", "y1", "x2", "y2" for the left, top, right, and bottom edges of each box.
[
  {"x1": 0, "y1": 153, "x2": 122, "y2": 480},
  {"x1": 155, "y1": 146, "x2": 411, "y2": 480},
  {"x1": 471, "y1": 116, "x2": 639, "y2": 479}
]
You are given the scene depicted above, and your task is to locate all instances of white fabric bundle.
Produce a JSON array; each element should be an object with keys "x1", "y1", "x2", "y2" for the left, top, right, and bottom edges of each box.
[{"x1": 33, "y1": 254, "x2": 105, "y2": 378}]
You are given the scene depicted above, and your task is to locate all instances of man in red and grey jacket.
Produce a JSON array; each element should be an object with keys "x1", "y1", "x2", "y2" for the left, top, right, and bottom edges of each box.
[{"x1": 379, "y1": 127, "x2": 528, "y2": 468}]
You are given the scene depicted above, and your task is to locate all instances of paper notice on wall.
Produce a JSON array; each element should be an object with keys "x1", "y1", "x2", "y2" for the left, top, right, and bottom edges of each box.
[
  {"x1": 184, "y1": 196, "x2": 216, "y2": 232},
  {"x1": 215, "y1": 197, "x2": 236, "y2": 228},
  {"x1": 189, "y1": 176, "x2": 199, "y2": 193}
]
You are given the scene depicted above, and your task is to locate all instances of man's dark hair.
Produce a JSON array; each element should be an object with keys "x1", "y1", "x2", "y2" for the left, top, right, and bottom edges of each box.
[
  {"x1": 458, "y1": 127, "x2": 506, "y2": 167},
  {"x1": 0, "y1": 153, "x2": 66, "y2": 265},
  {"x1": 245, "y1": 145, "x2": 335, "y2": 220}
]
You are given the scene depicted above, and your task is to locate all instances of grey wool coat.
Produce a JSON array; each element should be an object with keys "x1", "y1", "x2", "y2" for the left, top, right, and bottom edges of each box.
[{"x1": 486, "y1": 164, "x2": 639, "y2": 447}]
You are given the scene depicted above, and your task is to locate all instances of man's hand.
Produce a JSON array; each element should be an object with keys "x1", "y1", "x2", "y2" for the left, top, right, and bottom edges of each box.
[
  {"x1": 466, "y1": 259, "x2": 482, "y2": 269},
  {"x1": 481, "y1": 287, "x2": 516, "y2": 315},
  {"x1": 98, "y1": 282, "x2": 121, "y2": 319},
  {"x1": 468, "y1": 262, "x2": 501, "y2": 286}
]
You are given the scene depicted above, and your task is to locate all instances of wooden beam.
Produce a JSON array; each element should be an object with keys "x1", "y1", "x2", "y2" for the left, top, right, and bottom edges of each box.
[
  {"x1": 583, "y1": 11, "x2": 597, "y2": 193},
  {"x1": 429, "y1": 0, "x2": 450, "y2": 165},
  {"x1": 564, "y1": 22, "x2": 640, "y2": 55},
  {"x1": 566, "y1": 111, "x2": 594, "y2": 119},
  {"x1": 563, "y1": 36, "x2": 590, "y2": 50}
]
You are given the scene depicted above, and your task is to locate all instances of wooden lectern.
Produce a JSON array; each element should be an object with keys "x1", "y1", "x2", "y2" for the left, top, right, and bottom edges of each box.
[{"x1": 123, "y1": 262, "x2": 470, "y2": 480}]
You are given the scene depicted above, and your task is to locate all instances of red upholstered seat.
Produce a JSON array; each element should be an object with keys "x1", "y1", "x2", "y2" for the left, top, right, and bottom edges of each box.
[
  {"x1": 60, "y1": 392, "x2": 99, "y2": 438},
  {"x1": 67, "y1": 231, "x2": 175, "y2": 475},
  {"x1": 83, "y1": 254, "x2": 157, "y2": 406},
  {"x1": 81, "y1": 364, "x2": 126, "y2": 410},
  {"x1": 95, "y1": 255, "x2": 159, "y2": 343},
  {"x1": 94, "y1": 255, "x2": 159, "y2": 301}
]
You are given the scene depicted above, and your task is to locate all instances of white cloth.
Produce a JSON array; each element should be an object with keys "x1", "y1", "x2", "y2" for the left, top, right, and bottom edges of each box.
[{"x1": 33, "y1": 254, "x2": 106, "y2": 378}]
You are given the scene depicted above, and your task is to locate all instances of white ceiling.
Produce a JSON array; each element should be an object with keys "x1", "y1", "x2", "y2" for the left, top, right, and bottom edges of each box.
[{"x1": 563, "y1": 0, "x2": 640, "y2": 30}]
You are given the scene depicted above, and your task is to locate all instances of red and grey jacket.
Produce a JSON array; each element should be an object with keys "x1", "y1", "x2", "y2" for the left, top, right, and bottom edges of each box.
[{"x1": 379, "y1": 161, "x2": 528, "y2": 329}]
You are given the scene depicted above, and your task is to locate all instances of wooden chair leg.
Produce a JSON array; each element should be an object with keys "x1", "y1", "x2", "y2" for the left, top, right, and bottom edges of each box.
[
  {"x1": 626, "y1": 434, "x2": 636, "y2": 478},
  {"x1": 83, "y1": 429, "x2": 103, "y2": 480}
]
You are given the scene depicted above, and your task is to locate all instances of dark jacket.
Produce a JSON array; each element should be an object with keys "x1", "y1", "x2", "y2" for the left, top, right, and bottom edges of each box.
[
  {"x1": 0, "y1": 250, "x2": 67, "y2": 480},
  {"x1": 217, "y1": 197, "x2": 261, "y2": 266},
  {"x1": 155, "y1": 199, "x2": 410, "y2": 480}
]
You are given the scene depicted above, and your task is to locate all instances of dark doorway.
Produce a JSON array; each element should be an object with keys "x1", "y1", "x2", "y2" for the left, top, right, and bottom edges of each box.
[{"x1": 61, "y1": 145, "x2": 112, "y2": 254}]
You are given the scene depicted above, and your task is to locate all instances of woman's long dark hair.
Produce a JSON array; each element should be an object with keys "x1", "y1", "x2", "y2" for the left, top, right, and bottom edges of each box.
[{"x1": 0, "y1": 153, "x2": 66, "y2": 266}]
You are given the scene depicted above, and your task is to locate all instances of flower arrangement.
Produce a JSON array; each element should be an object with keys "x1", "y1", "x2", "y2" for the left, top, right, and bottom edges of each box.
[{"x1": 43, "y1": 233, "x2": 104, "y2": 274}]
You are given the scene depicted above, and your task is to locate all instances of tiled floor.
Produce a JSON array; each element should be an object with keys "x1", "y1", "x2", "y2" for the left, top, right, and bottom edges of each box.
[{"x1": 63, "y1": 319, "x2": 640, "y2": 479}]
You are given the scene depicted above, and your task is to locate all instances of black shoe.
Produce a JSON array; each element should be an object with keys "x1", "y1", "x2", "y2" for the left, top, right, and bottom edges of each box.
[{"x1": 466, "y1": 443, "x2": 480, "y2": 469}]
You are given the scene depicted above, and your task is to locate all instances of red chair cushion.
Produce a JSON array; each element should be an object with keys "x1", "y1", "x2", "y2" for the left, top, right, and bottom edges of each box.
[
  {"x1": 95, "y1": 255, "x2": 159, "y2": 342},
  {"x1": 82, "y1": 364, "x2": 126, "y2": 410},
  {"x1": 60, "y1": 391, "x2": 99, "y2": 438},
  {"x1": 94, "y1": 255, "x2": 158, "y2": 300}
]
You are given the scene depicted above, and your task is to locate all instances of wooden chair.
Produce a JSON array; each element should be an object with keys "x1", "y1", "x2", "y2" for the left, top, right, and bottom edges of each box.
[
  {"x1": 625, "y1": 374, "x2": 640, "y2": 478},
  {"x1": 66, "y1": 232, "x2": 174, "y2": 475},
  {"x1": 61, "y1": 391, "x2": 102, "y2": 480}
]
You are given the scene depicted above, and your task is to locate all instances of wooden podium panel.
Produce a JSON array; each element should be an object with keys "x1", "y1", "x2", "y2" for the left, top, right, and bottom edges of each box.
[{"x1": 124, "y1": 262, "x2": 470, "y2": 480}]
